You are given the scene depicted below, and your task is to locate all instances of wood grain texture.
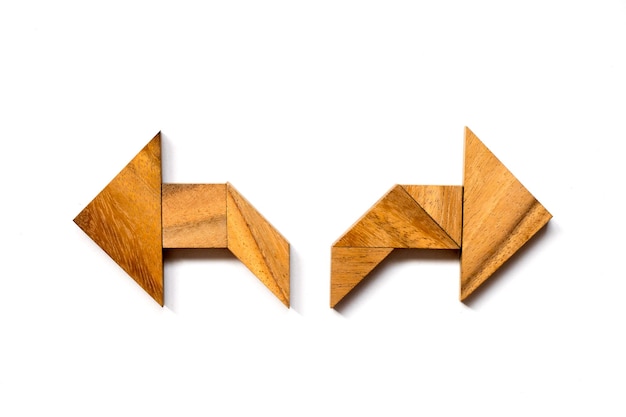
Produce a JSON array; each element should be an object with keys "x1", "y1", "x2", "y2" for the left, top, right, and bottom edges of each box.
[
  {"x1": 162, "y1": 184, "x2": 227, "y2": 248},
  {"x1": 75, "y1": 134, "x2": 291, "y2": 308},
  {"x1": 334, "y1": 185, "x2": 460, "y2": 249},
  {"x1": 226, "y1": 184, "x2": 290, "y2": 307},
  {"x1": 401, "y1": 185, "x2": 463, "y2": 246},
  {"x1": 74, "y1": 133, "x2": 163, "y2": 305},
  {"x1": 331, "y1": 247, "x2": 394, "y2": 308},
  {"x1": 461, "y1": 127, "x2": 552, "y2": 300},
  {"x1": 331, "y1": 184, "x2": 461, "y2": 308},
  {"x1": 330, "y1": 127, "x2": 551, "y2": 307}
]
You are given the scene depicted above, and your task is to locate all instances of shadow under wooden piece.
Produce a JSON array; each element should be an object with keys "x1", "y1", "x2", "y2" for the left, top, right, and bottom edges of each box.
[{"x1": 162, "y1": 182, "x2": 289, "y2": 306}]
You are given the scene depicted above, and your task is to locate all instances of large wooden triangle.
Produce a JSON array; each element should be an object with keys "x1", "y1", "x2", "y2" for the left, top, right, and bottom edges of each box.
[
  {"x1": 461, "y1": 127, "x2": 552, "y2": 300},
  {"x1": 74, "y1": 133, "x2": 164, "y2": 305}
]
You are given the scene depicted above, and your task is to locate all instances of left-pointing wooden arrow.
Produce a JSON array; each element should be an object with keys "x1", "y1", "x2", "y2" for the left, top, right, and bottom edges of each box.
[{"x1": 74, "y1": 132, "x2": 290, "y2": 307}]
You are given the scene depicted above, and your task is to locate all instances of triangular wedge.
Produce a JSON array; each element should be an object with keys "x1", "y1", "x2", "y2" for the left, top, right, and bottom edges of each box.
[
  {"x1": 74, "y1": 133, "x2": 163, "y2": 305},
  {"x1": 461, "y1": 127, "x2": 552, "y2": 300}
]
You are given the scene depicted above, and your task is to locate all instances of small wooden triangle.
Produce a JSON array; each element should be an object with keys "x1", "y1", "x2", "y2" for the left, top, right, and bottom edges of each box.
[
  {"x1": 74, "y1": 133, "x2": 164, "y2": 305},
  {"x1": 461, "y1": 127, "x2": 552, "y2": 300},
  {"x1": 401, "y1": 185, "x2": 463, "y2": 246},
  {"x1": 331, "y1": 247, "x2": 394, "y2": 308}
]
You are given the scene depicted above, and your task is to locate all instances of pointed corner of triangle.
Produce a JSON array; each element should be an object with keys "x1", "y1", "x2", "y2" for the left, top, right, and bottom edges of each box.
[
  {"x1": 330, "y1": 247, "x2": 394, "y2": 308},
  {"x1": 74, "y1": 134, "x2": 164, "y2": 305},
  {"x1": 461, "y1": 128, "x2": 552, "y2": 300}
]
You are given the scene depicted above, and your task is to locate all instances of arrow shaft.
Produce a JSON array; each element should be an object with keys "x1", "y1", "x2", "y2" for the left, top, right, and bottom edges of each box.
[{"x1": 162, "y1": 183, "x2": 227, "y2": 249}]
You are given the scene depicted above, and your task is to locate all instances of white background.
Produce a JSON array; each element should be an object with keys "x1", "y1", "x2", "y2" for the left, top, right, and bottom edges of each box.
[{"x1": 2, "y1": 1, "x2": 625, "y2": 415}]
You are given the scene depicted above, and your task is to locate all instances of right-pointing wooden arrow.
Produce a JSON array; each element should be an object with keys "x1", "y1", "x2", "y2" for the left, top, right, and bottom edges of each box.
[{"x1": 330, "y1": 127, "x2": 552, "y2": 308}]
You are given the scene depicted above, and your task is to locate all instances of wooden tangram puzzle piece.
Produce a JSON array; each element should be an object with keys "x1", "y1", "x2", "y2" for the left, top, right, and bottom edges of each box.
[
  {"x1": 330, "y1": 127, "x2": 552, "y2": 307},
  {"x1": 74, "y1": 133, "x2": 290, "y2": 307}
]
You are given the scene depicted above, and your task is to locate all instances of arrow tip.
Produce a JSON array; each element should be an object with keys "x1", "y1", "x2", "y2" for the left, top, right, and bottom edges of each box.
[
  {"x1": 461, "y1": 128, "x2": 551, "y2": 300},
  {"x1": 74, "y1": 133, "x2": 164, "y2": 305}
]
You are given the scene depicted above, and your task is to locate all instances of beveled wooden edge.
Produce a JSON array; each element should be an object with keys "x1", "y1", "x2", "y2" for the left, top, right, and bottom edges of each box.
[{"x1": 460, "y1": 127, "x2": 552, "y2": 301}]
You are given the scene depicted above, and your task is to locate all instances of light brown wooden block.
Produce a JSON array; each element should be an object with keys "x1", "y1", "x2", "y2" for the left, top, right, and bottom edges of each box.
[
  {"x1": 162, "y1": 184, "x2": 227, "y2": 248},
  {"x1": 460, "y1": 127, "x2": 552, "y2": 300},
  {"x1": 401, "y1": 185, "x2": 463, "y2": 246},
  {"x1": 74, "y1": 133, "x2": 164, "y2": 305},
  {"x1": 331, "y1": 247, "x2": 394, "y2": 308},
  {"x1": 227, "y1": 184, "x2": 290, "y2": 307},
  {"x1": 334, "y1": 185, "x2": 460, "y2": 249}
]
